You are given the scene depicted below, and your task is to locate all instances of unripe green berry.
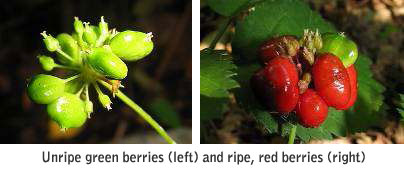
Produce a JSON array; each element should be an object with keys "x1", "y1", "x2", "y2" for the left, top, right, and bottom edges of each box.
[
  {"x1": 87, "y1": 47, "x2": 128, "y2": 79},
  {"x1": 99, "y1": 16, "x2": 108, "y2": 36},
  {"x1": 110, "y1": 31, "x2": 154, "y2": 61},
  {"x1": 47, "y1": 93, "x2": 87, "y2": 129},
  {"x1": 83, "y1": 23, "x2": 98, "y2": 46},
  {"x1": 98, "y1": 93, "x2": 112, "y2": 110},
  {"x1": 91, "y1": 25, "x2": 101, "y2": 37},
  {"x1": 41, "y1": 31, "x2": 60, "y2": 52},
  {"x1": 318, "y1": 32, "x2": 358, "y2": 67},
  {"x1": 27, "y1": 74, "x2": 65, "y2": 104},
  {"x1": 74, "y1": 17, "x2": 84, "y2": 35},
  {"x1": 56, "y1": 33, "x2": 80, "y2": 64},
  {"x1": 38, "y1": 55, "x2": 56, "y2": 71},
  {"x1": 84, "y1": 100, "x2": 94, "y2": 117}
]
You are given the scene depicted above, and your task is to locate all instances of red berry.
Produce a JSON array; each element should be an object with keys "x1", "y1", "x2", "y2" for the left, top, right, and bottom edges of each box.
[
  {"x1": 312, "y1": 53, "x2": 351, "y2": 108},
  {"x1": 251, "y1": 68, "x2": 275, "y2": 109},
  {"x1": 259, "y1": 35, "x2": 299, "y2": 64},
  {"x1": 296, "y1": 89, "x2": 328, "y2": 128},
  {"x1": 251, "y1": 57, "x2": 299, "y2": 113},
  {"x1": 336, "y1": 65, "x2": 357, "y2": 110}
]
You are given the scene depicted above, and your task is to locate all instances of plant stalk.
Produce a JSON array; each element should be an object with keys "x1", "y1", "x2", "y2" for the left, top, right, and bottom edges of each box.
[
  {"x1": 288, "y1": 124, "x2": 297, "y2": 144},
  {"x1": 208, "y1": 18, "x2": 232, "y2": 50},
  {"x1": 98, "y1": 80, "x2": 176, "y2": 144}
]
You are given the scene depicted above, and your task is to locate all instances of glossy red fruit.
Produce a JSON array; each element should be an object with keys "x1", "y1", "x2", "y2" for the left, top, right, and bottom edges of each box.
[
  {"x1": 251, "y1": 57, "x2": 299, "y2": 113},
  {"x1": 250, "y1": 68, "x2": 275, "y2": 109},
  {"x1": 312, "y1": 53, "x2": 351, "y2": 108},
  {"x1": 259, "y1": 35, "x2": 299, "y2": 64},
  {"x1": 336, "y1": 65, "x2": 357, "y2": 110},
  {"x1": 296, "y1": 89, "x2": 328, "y2": 128}
]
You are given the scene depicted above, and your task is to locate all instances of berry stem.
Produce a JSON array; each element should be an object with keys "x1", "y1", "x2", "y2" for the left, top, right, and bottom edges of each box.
[
  {"x1": 63, "y1": 74, "x2": 81, "y2": 82},
  {"x1": 288, "y1": 124, "x2": 297, "y2": 144},
  {"x1": 56, "y1": 49, "x2": 75, "y2": 62},
  {"x1": 75, "y1": 84, "x2": 86, "y2": 96},
  {"x1": 56, "y1": 64, "x2": 81, "y2": 71},
  {"x1": 98, "y1": 80, "x2": 176, "y2": 144},
  {"x1": 208, "y1": 17, "x2": 232, "y2": 50},
  {"x1": 85, "y1": 84, "x2": 90, "y2": 101}
]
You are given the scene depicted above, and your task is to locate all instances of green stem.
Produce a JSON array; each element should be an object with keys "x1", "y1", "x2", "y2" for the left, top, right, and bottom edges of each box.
[
  {"x1": 98, "y1": 80, "x2": 176, "y2": 144},
  {"x1": 64, "y1": 74, "x2": 81, "y2": 82},
  {"x1": 56, "y1": 64, "x2": 80, "y2": 71},
  {"x1": 208, "y1": 17, "x2": 232, "y2": 50},
  {"x1": 75, "y1": 83, "x2": 86, "y2": 96},
  {"x1": 288, "y1": 124, "x2": 297, "y2": 144},
  {"x1": 56, "y1": 49, "x2": 74, "y2": 62}
]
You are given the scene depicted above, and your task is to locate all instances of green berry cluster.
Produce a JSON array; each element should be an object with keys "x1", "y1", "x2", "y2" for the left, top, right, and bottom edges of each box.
[{"x1": 27, "y1": 16, "x2": 154, "y2": 130}]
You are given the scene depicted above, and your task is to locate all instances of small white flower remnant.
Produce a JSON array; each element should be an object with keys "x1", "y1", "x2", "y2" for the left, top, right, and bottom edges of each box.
[{"x1": 145, "y1": 32, "x2": 153, "y2": 42}]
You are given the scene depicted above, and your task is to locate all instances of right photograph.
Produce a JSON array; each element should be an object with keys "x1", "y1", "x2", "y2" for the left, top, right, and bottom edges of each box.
[{"x1": 200, "y1": 0, "x2": 404, "y2": 144}]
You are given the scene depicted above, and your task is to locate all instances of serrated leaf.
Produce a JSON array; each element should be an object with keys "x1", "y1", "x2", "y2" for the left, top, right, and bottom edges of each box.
[
  {"x1": 201, "y1": 49, "x2": 239, "y2": 98},
  {"x1": 201, "y1": 95, "x2": 229, "y2": 121},
  {"x1": 232, "y1": 0, "x2": 386, "y2": 142},
  {"x1": 282, "y1": 108, "x2": 347, "y2": 143},
  {"x1": 233, "y1": 62, "x2": 279, "y2": 133},
  {"x1": 398, "y1": 108, "x2": 404, "y2": 118},
  {"x1": 206, "y1": 0, "x2": 250, "y2": 17},
  {"x1": 344, "y1": 56, "x2": 386, "y2": 132},
  {"x1": 397, "y1": 94, "x2": 404, "y2": 122},
  {"x1": 399, "y1": 94, "x2": 404, "y2": 109},
  {"x1": 200, "y1": 49, "x2": 239, "y2": 121}
]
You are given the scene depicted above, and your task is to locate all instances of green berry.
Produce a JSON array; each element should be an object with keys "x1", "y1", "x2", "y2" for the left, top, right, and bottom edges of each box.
[
  {"x1": 38, "y1": 55, "x2": 56, "y2": 71},
  {"x1": 84, "y1": 100, "x2": 94, "y2": 116},
  {"x1": 109, "y1": 31, "x2": 154, "y2": 61},
  {"x1": 99, "y1": 16, "x2": 108, "y2": 36},
  {"x1": 56, "y1": 33, "x2": 80, "y2": 64},
  {"x1": 83, "y1": 23, "x2": 98, "y2": 46},
  {"x1": 98, "y1": 93, "x2": 112, "y2": 110},
  {"x1": 74, "y1": 17, "x2": 84, "y2": 35},
  {"x1": 91, "y1": 25, "x2": 101, "y2": 37},
  {"x1": 87, "y1": 47, "x2": 128, "y2": 79},
  {"x1": 41, "y1": 32, "x2": 60, "y2": 52},
  {"x1": 47, "y1": 93, "x2": 87, "y2": 129},
  {"x1": 318, "y1": 33, "x2": 358, "y2": 67},
  {"x1": 27, "y1": 74, "x2": 65, "y2": 104}
]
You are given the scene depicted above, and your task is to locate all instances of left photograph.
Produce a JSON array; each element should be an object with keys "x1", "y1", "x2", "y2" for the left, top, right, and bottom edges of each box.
[{"x1": 0, "y1": 0, "x2": 191, "y2": 144}]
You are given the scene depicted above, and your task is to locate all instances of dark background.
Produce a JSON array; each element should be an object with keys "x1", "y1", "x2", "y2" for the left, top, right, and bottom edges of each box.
[{"x1": 0, "y1": 0, "x2": 192, "y2": 143}]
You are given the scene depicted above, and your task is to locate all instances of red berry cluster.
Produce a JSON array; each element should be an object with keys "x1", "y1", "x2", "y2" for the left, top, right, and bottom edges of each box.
[{"x1": 250, "y1": 34, "x2": 357, "y2": 128}]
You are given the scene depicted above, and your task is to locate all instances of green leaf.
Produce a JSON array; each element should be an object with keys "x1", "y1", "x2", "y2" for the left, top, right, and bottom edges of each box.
[
  {"x1": 232, "y1": 0, "x2": 335, "y2": 61},
  {"x1": 200, "y1": 49, "x2": 239, "y2": 121},
  {"x1": 232, "y1": 62, "x2": 280, "y2": 133},
  {"x1": 201, "y1": 49, "x2": 239, "y2": 98},
  {"x1": 344, "y1": 56, "x2": 386, "y2": 132},
  {"x1": 206, "y1": 0, "x2": 250, "y2": 17},
  {"x1": 148, "y1": 98, "x2": 181, "y2": 128},
  {"x1": 232, "y1": 0, "x2": 386, "y2": 142},
  {"x1": 200, "y1": 95, "x2": 229, "y2": 121},
  {"x1": 397, "y1": 94, "x2": 404, "y2": 122}
]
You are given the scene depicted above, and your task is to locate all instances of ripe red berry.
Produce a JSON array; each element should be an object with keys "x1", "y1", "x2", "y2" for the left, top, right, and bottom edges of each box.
[
  {"x1": 312, "y1": 53, "x2": 351, "y2": 108},
  {"x1": 259, "y1": 35, "x2": 299, "y2": 65},
  {"x1": 296, "y1": 89, "x2": 328, "y2": 128},
  {"x1": 336, "y1": 65, "x2": 357, "y2": 110},
  {"x1": 250, "y1": 68, "x2": 275, "y2": 109},
  {"x1": 250, "y1": 57, "x2": 299, "y2": 113}
]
